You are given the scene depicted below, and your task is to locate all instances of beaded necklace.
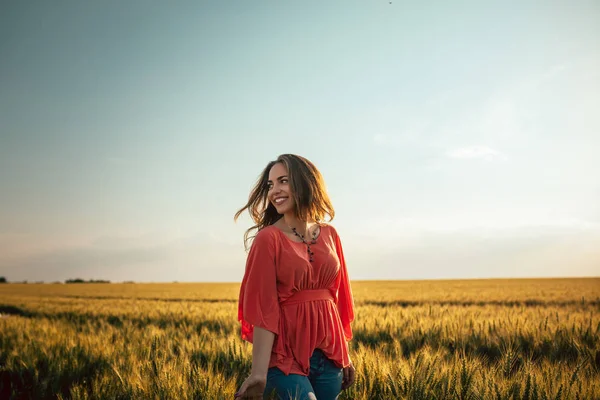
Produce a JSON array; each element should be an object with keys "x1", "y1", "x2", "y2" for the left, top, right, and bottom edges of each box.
[{"x1": 290, "y1": 224, "x2": 319, "y2": 262}]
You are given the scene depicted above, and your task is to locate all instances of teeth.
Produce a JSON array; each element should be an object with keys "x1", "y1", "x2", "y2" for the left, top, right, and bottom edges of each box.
[{"x1": 275, "y1": 198, "x2": 286, "y2": 204}]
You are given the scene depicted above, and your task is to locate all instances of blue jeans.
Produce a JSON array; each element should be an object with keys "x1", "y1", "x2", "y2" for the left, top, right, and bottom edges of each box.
[{"x1": 263, "y1": 349, "x2": 343, "y2": 400}]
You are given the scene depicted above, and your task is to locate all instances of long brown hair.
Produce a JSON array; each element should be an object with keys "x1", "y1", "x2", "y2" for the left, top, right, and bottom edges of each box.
[{"x1": 234, "y1": 154, "x2": 335, "y2": 250}]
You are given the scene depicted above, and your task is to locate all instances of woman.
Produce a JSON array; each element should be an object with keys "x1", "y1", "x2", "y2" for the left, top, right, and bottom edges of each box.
[{"x1": 234, "y1": 154, "x2": 356, "y2": 400}]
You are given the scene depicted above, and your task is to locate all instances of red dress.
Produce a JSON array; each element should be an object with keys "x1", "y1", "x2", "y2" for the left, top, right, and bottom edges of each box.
[{"x1": 238, "y1": 223, "x2": 354, "y2": 376}]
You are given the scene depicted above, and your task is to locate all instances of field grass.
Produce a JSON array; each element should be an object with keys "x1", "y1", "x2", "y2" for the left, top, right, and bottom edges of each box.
[{"x1": 0, "y1": 278, "x2": 599, "y2": 399}]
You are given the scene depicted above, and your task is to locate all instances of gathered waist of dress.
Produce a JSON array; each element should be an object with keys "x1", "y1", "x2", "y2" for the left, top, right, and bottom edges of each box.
[{"x1": 280, "y1": 289, "x2": 334, "y2": 307}]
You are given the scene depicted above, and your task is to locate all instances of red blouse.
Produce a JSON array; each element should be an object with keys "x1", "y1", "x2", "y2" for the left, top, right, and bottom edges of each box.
[{"x1": 238, "y1": 223, "x2": 354, "y2": 376}]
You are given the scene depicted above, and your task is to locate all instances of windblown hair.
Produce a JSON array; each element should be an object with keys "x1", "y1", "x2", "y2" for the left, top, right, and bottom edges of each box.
[{"x1": 234, "y1": 154, "x2": 335, "y2": 250}]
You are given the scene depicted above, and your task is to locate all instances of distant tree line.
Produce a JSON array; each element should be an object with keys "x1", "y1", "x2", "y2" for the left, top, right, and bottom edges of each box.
[
  {"x1": 65, "y1": 279, "x2": 111, "y2": 284},
  {"x1": 0, "y1": 277, "x2": 127, "y2": 284}
]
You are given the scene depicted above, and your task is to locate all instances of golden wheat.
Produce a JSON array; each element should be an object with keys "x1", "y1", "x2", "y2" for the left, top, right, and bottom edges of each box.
[{"x1": 0, "y1": 278, "x2": 598, "y2": 399}]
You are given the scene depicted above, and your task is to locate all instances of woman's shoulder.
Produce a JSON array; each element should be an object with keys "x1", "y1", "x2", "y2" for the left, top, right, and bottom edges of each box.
[
  {"x1": 319, "y1": 222, "x2": 339, "y2": 238},
  {"x1": 253, "y1": 225, "x2": 280, "y2": 244}
]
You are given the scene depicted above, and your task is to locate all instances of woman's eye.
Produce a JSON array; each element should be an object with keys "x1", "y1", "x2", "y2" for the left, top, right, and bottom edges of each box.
[{"x1": 281, "y1": 179, "x2": 288, "y2": 184}]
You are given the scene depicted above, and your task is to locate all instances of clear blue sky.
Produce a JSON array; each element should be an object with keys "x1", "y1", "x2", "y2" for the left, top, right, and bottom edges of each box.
[{"x1": 1, "y1": 1, "x2": 599, "y2": 282}]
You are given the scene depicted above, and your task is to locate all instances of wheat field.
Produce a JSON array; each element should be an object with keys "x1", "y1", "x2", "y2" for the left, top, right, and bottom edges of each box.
[{"x1": 0, "y1": 278, "x2": 599, "y2": 399}]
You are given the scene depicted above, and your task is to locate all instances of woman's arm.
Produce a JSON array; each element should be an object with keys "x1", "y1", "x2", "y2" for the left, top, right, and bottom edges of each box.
[
  {"x1": 333, "y1": 231, "x2": 355, "y2": 341},
  {"x1": 250, "y1": 326, "x2": 275, "y2": 377},
  {"x1": 236, "y1": 230, "x2": 280, "y2": 398},
  {"x1": 235, "y1": 326, "x2": 275, "y2": 399}
]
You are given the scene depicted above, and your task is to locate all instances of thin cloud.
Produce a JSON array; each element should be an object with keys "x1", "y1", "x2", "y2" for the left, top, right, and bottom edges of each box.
[
  {"x1": 409, "y1": 64, "x2": 572, "y2": 155},
  {"x1": 446, "y1": 145, "x2": 506, "y2": 161}
]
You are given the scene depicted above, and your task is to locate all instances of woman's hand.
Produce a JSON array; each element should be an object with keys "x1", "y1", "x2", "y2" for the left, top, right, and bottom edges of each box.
[
  {"x1": 341, "y1": 362, "x2": 356, "y2": 390},
  {"x1": 234, "y1": 374, "x2": 267, "y2": 399}
]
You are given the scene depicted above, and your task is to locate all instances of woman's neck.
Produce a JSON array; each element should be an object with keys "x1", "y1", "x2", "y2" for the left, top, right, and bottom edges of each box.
[{"x1": 283, "y1": 213, "x2": 314, "y2": 234}]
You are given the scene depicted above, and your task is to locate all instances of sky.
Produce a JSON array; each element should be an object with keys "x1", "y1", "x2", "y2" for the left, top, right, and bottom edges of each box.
[{"x1": 1, "y1": 1, "x2": 599, "y2": 283}]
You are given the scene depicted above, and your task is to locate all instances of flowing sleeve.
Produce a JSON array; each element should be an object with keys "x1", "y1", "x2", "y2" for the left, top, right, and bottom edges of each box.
[
  {"x1": 238, "y1": 229, "x2": 280, "y2": 343},
  {"x1": 333, "y1": 230, "x2": 355, "y2": 341}
]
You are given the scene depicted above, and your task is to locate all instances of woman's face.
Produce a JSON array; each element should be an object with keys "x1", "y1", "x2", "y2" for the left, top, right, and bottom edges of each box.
[{"x1": 268, "y1": 162, "x2": 295, "y2": 215}]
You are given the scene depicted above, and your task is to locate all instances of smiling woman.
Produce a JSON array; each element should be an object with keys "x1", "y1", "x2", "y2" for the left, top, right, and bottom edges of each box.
[{"x1": 233, "y1": 154, "x2": 356, "y2": 400}]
